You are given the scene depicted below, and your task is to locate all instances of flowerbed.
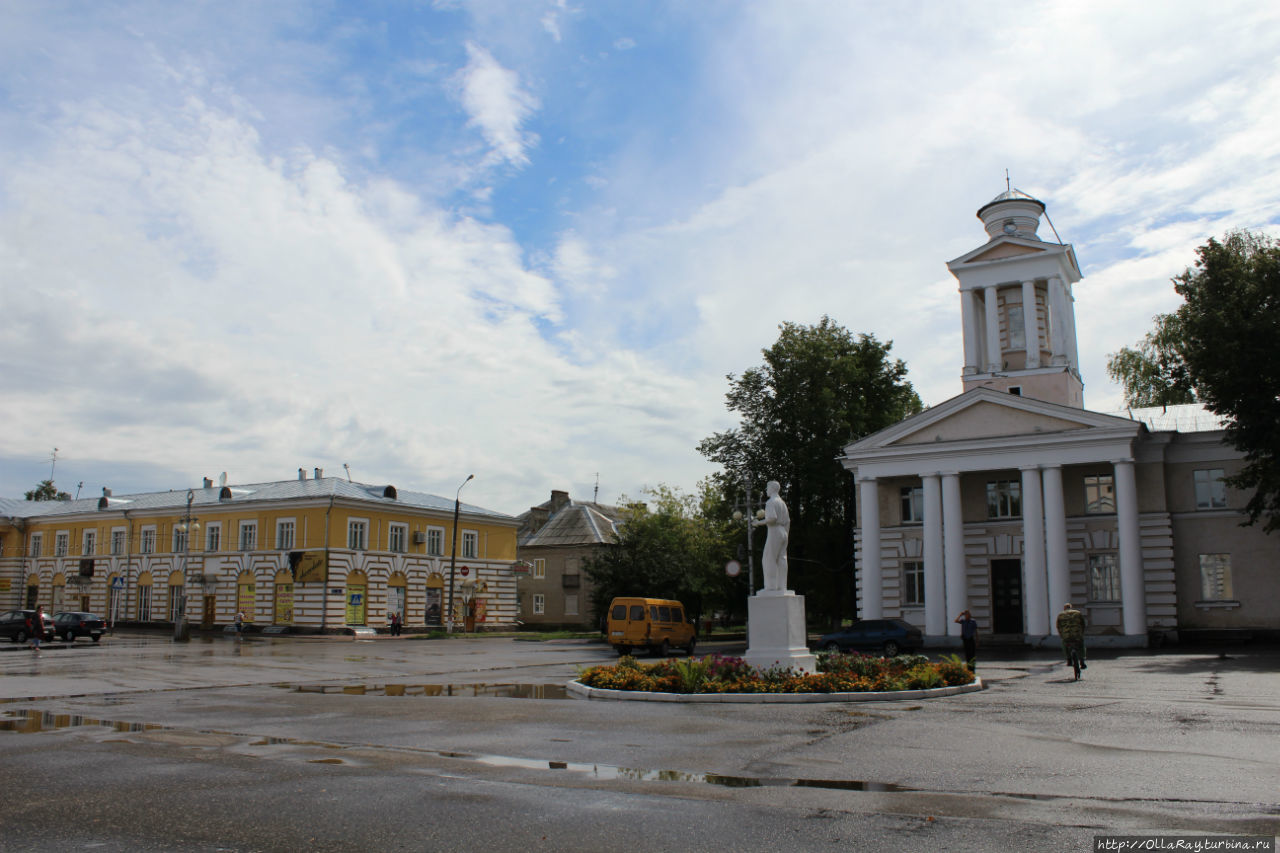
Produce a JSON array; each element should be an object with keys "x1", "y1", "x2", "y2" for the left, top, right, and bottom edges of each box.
[{"x1": 576, "y1": 652, "x2": 975, "y2": 695}]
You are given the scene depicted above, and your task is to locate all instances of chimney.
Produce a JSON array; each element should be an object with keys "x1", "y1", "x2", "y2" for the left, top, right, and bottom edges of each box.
[
  {"x1": 298, "y1": 468, "x2": 307, "y2": 481},
  {"x1": 203, "y1": 477, "x2": 213, "y2": 489},
  {"x1": 102, "y1": 487, "x2": 112, "y2": 497},
  {"x1": 550, "y1": 490, "x2": 571, "y2": 514},
  {"x1": 314, "y1": 468, "x2": 323, "y2": 480}
]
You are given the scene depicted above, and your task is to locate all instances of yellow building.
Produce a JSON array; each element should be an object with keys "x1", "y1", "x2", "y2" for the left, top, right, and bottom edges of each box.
[{"x1": 0, "y1": 471, "x2": 519, "y2": 633}]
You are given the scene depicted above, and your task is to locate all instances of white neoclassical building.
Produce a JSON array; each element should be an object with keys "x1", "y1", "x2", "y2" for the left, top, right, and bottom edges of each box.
[{"x1": 840, "y1": 190, "x2": 1280, "y2": 647}]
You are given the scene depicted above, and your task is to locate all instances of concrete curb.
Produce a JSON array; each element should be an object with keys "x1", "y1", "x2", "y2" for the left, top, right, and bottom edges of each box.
[{"x1": 566, "y1": 677, "x2": 983, "y2": 703}]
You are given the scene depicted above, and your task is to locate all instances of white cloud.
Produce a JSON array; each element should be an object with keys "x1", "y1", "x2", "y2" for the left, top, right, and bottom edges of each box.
[{"x1": 454, "y1": 42, "x2": 540, "y2": 168}]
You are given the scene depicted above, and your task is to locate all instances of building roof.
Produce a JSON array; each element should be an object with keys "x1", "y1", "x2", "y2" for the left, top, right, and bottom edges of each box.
[
  {"x1": 518, "y1": 498, "x2": 626, "y2": 548},
  {"x1": 1112, "y1": 403, "x2": 1227, "y2": 433},
  {"x1": 0, "y1": 477, "x2": 515, "y2": 522}
]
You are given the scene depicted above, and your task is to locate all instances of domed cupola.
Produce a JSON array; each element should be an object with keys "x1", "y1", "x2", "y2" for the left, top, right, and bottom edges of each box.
[{"x1": 977, "y1": 189, "x2": 1046, "y2": 240}]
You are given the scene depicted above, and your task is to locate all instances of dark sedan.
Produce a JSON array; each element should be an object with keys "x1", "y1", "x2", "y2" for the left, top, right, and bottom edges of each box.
[
  {"x1": 52, "y1": 611, "x2": 106, "y2": 643},
  {"x1": 0, "y1": 609, "x2": 56, "y2": 643},
  {"x1": 817, "y1": 618, "x2": 923, "y2": 657}
]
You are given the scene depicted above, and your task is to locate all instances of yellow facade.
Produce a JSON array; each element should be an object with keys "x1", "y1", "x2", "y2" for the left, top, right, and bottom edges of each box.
[{"x1": 0, "y1": 477, "x2": 520, "y2": 632}]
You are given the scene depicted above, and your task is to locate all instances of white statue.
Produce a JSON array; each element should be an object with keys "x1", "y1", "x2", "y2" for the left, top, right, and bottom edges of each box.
[{"x1": 753, "y1": 480, "x2": 790, "y2": 591}]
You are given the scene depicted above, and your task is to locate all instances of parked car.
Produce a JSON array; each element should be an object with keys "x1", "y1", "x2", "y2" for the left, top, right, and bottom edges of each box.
[
  {"x1": 0, "y1": 609, "x2": 57, "y2": 643},
  {"x1": 816, "y1": 619, "x2": 923, "y2": 657},
  {"x1": 52, "y1": 611, "x2": 106, "y2": 643}
]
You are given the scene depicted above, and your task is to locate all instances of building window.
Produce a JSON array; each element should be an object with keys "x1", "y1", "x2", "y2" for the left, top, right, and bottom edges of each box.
[
  {"x1": 900, "y1": 487, "x2": 923, "y2": 524},
  {"x1": 137, "y1": 584, "x2": 152, "y2": 621},
  {"x1": 986, "y1": 480, "x2": 1021, "y2": 519},
  {"x1": 172, "y1": 527, "x2": 188, "y2": 554},
  {"x1": 426, "y1": 527, "x2": 444, "y2": 556},
  {"x1": 1084, "y1": 475, "x2": 1115, "y2": 514},
  {"x1": 205, "y1": 524, "x2": 221, "y2": 552},
  {"x1": 532, "y1": 594, "x2": 545, "y2": 615},
  {"x1": 276, "y1": 520, "x2": 295, "y2": 550},
  {"x1": 1194, "y1": 469, "x2": 1227, "y2": 510},
  {"x1": 388, "y1": 523, "x2": 407, "y2": 553},
  {"x1": 462, "y1": 530, "x2": 478, "y2": 559},
  {"x1": 55, "y1": 532, "x2": 69, "y2": 557},
  {"x1": 111, "y1": 529, "x2": 126, "y2": 556},
  {"x1": 1088, "y1": 553, "x2": 1120, "y2": 602},
  {"x1": 564, "y1": 594, "x2": 579, "y2": 616},
  {"x1": 533, "y1": 558, "x2": 546, "y2": 579},
  {"x1": 902, "y1": 561, "x2": 925, "y2": 606},
  {"x1": 1199, "y1": 553, "x2": 1233, "y2": 601},
  {"x1": 167, "y1": 582, "x2": 183, "y2": 622},
  {"x1": 239, "y1": 522, "x2": 257, "y2": 552},
  {"x1": 83, "y1": 531, "x2": 96, "y2": 556},
  {"x1": 347, "y1": 520, "x2": 367, "y2": 550},
  {"x1": 29, "y1": 533, "x2": 42, "y2": 557},
  {"x1": 1007, "y1": 300, "x2": 1025, "y2": 349},
  {"x1": 140, "y1": 528, "x2": 156, "y2": 555}
]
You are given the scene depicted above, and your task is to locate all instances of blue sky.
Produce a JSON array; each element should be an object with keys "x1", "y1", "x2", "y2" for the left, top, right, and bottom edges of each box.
[{"x1": 2, "y1": 1, "x2": 1279, "y2": 515}]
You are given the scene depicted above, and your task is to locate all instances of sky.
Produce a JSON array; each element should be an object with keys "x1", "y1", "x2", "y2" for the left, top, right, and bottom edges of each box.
[{"x1": 2, "y1": 1, "x2": 1279, "y2": 517}]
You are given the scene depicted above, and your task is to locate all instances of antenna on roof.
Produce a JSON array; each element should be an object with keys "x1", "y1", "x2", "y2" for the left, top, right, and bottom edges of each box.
[
  {"x1": 75, "y1": 482, "x2": 83, "y2": 500},
  {"x1": 1016, "y1": 186, "x2": 1066, "y2": 244},
  {"x1": 49, "y1": 447, "x2": 59, "y2": 480},
  {"x1": 594, "y1": 473, "x2": 599, "y2": 504},
  {"x1": 343, "y1": 463, "x2": 352, "y2": 482}
]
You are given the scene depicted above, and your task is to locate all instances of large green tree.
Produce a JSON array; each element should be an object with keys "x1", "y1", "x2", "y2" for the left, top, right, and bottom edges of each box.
[
  {"x1": 25, "y1": 479, "x2": 70, "y2": 501},
  {"x1": 698, "y1": 317, "x2": 922, "y2": 624},
  {"x1": 582, "y1": 483, "x2": 738, "y2": 625},
  {"x1": 1108, "y1": 229, "x2": 1280, "y2": 531}
]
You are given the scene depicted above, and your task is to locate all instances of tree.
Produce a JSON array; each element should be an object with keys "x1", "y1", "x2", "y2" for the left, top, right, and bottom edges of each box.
[
  {"x1": 25, "y1": 479, "x2": 70, "y2": 501},
  {"x1": 698, "y1": 317, "x2": 922, "y2": 624},
  {"x1": 1105, "y1": 312, "x2": 1195, "y2": 408},
  {"x1": 1172, "y1": 229, "x2": 1280, "y2": 531},
  {"x1": 582, "y1": 484, "x2": 737, "y2": 626}
]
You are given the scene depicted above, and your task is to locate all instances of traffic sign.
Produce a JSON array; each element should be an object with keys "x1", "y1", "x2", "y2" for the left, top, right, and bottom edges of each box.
[{"x1": 111, "y1": 577, "x2": 125, "y2": 590}]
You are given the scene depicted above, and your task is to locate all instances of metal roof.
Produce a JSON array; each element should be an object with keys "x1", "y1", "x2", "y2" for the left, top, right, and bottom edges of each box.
[
  {"x1": 1113, "y1": 404, "x2": 1227, "y2": 434},
  {"x1": 518, "y1": 500, "x2": 626, "y2": 548},
  {"x1": 0, "y1": 477, "x2": 514, "y2": 522}
]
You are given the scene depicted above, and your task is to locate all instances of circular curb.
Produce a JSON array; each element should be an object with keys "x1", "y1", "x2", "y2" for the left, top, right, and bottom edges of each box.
[{"x1": 566, "y1": 676, "x2": 983, "y2": 703}]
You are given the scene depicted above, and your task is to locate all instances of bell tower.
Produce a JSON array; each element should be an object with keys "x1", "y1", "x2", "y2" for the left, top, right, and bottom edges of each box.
[{"x1": 945, "y1": 189, "x2": 1084, "y2": 408}]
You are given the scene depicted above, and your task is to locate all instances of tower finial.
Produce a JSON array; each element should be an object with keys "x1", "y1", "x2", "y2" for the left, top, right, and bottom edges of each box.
[{"x1": 1005, "y1": 168, "x2": 1011, "y2": 192}]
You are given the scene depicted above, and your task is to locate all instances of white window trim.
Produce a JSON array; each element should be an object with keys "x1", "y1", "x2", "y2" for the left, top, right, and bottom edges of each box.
[
  {"x1": 533, "y1": 558, "x2": 546, "y2": 579},
  {"x1": 1194, "y1": 469, "x2": 1228, "y2": 510},
  {"x1": 426, "y1": 526, "x2": 445, "y2": 556},
  {"x1": 82, "y1": 530, "x2": 97, "y2": 556},
  {"x1": 111, "y1": 528, "x2": 127, "y2": 556},
  {"x1": 205, "y1": 523, "x2": 221, "y2": 552},
  {"x1": 532, "y1": 593, "x2": 545, "y2": 615},
  {"x1": 388, "y1": 522, "x2": 408, "y2": 553},
  {"x1": 461, "y1": 529, "x2": 479, "y2": 559},
  {"x1": 348, "y1": 518, "x2": 369, "y2": 551},
  {"x1": 140, "y1": 526, "x2": 157, "y2": 555},
  {"x1": 238, "y1": 521, "x2": 258, "y2": 552},
  {"x1": 55, "y1": 530, "x2": 70, "y2": 557},
  {"x1": 275, "y1": 518, "x2": 296, "y2": 551},
  {"x1": 172, "y1": 526, "x2": 189, "y2": 554},
  {"x1": 29, "y1": 533, "x2": 43, "y2": 557}
]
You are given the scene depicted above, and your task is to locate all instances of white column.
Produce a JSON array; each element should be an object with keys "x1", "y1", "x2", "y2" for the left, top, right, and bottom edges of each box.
[
  {"x1": 858, "y1": 477, "x2": 882, "y2": 620},
  {"x1": 1048, "y1": 276, "x2": 1068, "y2": 366},
  {"x1": 1021, "y1": 280, "x2": 1040, "y2": 368},
  {"x1": 983, "y1": 284, "x2": 1001, "y2": 372},
  {"x1": 960, "y1": 289, "x2": 980, "y2": 376},
  {"x1": 923, "y1": 474, "x2": 945, "y2": 636},
  {"x1": 1042, "y1": 464, "x2": 1070, "y2": 630},
  {"x1": 1064, "y1": 282, "x2": 1080, "y2": 372},
  {"x1": 1020, "y1": 465, "x2": 1049, "y2": 636},
  {"x1": 1114, "y1": 459, "x2": 1147, "y2": 636},
  {"x1": 942, "y1": 472, "x2": 965, "y2": 636}
]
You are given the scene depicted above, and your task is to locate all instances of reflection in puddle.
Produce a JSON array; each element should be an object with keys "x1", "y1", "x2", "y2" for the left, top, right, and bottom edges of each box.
[
  {"x1": 291, "y1": 683, "x2": 569, "y2": 699},
  {"x1": 0, "y1": 709, "x2": 917, "y2": 795}
]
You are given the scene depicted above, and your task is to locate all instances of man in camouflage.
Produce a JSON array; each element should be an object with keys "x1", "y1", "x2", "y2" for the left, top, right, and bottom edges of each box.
[{"x1": 1056, "y1": 603, "x2": 1086, "y2": 670}]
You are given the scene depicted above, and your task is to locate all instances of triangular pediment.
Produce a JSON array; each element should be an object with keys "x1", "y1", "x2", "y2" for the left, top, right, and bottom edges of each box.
[
  {"x1": 964, "y1": 241, "x2": 1046, "y2": 263},
  {"x1": 946, "y1": 236, "x2": 1070, "y2": 269},
  {"x1": 889, "y1": 399, "x2": 1087, "y2": 445},
  {"x1": 842, "y1": 388, "x2": 1143, "y2": 457}
]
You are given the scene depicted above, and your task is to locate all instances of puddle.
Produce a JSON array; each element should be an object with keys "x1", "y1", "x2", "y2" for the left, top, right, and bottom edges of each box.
[
  {"x1": 0, "y1": 709, "x2": 164, "y2": 735},
  {"x1": 289, "y1": 683, "x2": 569, "y2": 699}
]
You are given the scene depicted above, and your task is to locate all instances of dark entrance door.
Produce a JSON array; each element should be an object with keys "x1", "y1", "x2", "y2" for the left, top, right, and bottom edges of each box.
[{"x1": 991, "y1": 559, "x2": 1024, "y2": 634}]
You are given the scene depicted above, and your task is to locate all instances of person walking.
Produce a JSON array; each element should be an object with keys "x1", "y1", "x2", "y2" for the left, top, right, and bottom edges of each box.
[
  {"x1": 27, "y1": 606, "x2": 45, "y2": 652},
  {"x1": 389, "y1": 612, "x2": 401, "y2": 636},
  {"x1": 1056, "y1": 603, "x2": 1087, "y2": 676},
  {"x1": 955, "y1": 610, "x2": 978, "y2": 671},
  {"x1": 234, "y1": 611, "x2": 245, "y2": 638}
]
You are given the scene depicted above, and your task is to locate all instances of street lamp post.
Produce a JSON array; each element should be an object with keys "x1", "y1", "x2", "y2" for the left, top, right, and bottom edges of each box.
[
  {"x1": 173, "y1": 490, "x2": 199, "y2": 641},
  {"x1": 446, "y1": 474, "x2": 474, "y2": 634}
]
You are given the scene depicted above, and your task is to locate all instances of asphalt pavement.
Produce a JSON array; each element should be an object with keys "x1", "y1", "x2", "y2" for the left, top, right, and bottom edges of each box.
[{"x1": 0, "y1": 632, "x2": 1277, "y2": 852}]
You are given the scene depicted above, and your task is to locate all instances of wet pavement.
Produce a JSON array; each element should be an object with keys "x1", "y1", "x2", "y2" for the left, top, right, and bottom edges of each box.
[{"x1": 0, "y1": 633, "x2": 1277, "y2": 851}]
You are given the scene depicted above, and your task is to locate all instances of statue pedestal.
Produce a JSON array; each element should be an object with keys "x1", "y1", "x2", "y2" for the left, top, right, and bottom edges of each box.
[{"x1": 744, "y1": 591, "x2": 817, "y2": 674}]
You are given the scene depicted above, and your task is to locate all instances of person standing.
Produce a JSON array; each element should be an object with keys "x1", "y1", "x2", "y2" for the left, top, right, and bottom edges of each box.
[
  {"x1": 234, "y1": 611, "x2": 245, "y2": 637},
  {"x1": 1056, "y1": 603, "x2": 1087, "y2": 670},
  {"x1": 27, "y1": 606, "x2": 45, "y2": 652},
  {"x1": 389, "y1": 612, "x2": 401, "y2": 636},
  {"x1": 955, "y1": 610, "x2": 978, "y2": 671}
]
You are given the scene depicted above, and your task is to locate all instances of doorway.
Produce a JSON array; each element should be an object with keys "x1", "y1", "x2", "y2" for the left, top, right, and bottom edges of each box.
[{"x1": 990, "y1": 559, "x2": 1024, "y2": 634}]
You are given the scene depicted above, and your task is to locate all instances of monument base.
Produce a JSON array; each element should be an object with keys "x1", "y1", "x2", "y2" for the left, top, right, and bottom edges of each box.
[{"x1": 744, "y1": 591, "x2": 817, "y2": 674}]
